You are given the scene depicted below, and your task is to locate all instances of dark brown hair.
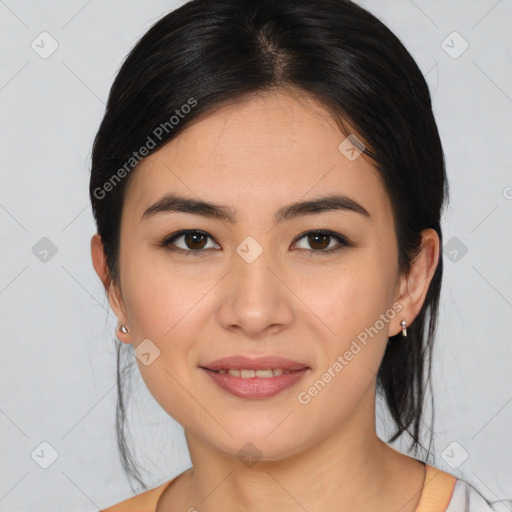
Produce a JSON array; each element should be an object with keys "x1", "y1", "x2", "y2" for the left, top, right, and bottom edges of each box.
[{"x1": 90, "y1": 0, "x2": 447, "y2": 491}]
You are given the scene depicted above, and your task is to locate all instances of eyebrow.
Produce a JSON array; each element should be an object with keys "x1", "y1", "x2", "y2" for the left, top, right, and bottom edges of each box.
[{"x1": 140, "y1": 192, "x2": 371, "y2": 224}]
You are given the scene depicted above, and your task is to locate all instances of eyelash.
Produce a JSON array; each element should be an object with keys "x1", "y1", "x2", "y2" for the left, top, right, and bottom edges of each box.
[{"x1": 158, "y1": 229, "x2": 352, "y2": 257}]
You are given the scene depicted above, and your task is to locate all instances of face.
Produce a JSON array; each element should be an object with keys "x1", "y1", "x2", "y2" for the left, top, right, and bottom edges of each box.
[{"x1": 95, "y1": 88, "x2": 425, "y2": 464}]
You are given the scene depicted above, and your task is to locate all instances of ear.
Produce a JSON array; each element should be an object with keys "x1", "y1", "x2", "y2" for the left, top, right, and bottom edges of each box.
[
  {"x1": 390, "y1": 228, "x2": 440, "y2": 336},
  {"x1": 91, "y1": 233, "x2": 131, "y2": 343}
]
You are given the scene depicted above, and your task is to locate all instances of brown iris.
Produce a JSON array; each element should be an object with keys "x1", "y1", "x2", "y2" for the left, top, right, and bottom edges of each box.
[
  {"x1": 184, "y1": 232, "x2": 208, "y2": 250},
  {"x1": 306, "y1": 233, "x2": 330, "y2": 251}
]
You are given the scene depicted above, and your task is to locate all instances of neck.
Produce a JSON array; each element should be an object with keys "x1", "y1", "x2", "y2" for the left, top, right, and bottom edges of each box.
[{"x1": 169, "y1": 389, "x2": 425, "y2": 512}]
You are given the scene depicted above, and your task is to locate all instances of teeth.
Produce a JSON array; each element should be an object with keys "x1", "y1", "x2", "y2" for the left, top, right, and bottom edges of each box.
[
  {"x1": 255, "y1": 369, "x2": 273, "y2": 378},
  {"x1": 220, "y1": 368, "x2": 290, "y2": 378}
]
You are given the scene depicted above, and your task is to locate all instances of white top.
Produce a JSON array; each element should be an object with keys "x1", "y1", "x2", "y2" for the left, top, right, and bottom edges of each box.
[{"x1": 446, "y1": 479, "x2": 507, "y2": 511}]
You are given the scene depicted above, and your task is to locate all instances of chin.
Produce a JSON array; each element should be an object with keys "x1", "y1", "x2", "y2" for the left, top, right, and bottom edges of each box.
[{"x1": 204, "y1": 425, "x2": 310, "y2": 464}]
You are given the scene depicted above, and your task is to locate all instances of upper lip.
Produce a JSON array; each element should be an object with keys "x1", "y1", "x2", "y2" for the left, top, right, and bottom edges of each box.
[{"x1": 200, "y1": 355, "x2": 310, "y2": 371}]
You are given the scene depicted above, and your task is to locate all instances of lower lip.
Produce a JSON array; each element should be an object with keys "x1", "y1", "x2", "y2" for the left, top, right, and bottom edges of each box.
[{"x1": 201, "y1": 368, "x2": 309, "y2": 399}]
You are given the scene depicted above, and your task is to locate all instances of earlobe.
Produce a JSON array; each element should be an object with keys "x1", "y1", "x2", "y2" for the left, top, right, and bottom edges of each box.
[{"x1": 116, "y1": 322, "x2": 131, "y2": 344}]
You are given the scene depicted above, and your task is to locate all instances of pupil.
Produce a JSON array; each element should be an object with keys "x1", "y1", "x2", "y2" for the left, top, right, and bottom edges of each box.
[
  {"x1": 186, "y1": 233, "x2": 206, "y2": 250},
  {"x1": 310, "y1": 233, "x2": 329, "y2": 250}
]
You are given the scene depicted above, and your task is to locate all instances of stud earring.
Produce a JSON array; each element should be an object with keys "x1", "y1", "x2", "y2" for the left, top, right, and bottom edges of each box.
[
  {"x1": 400, "y1": 320, "x2": 407, "y2": 337},
  {"x1": 119, "y1": 324, "x2": 128, "y2": 334}
]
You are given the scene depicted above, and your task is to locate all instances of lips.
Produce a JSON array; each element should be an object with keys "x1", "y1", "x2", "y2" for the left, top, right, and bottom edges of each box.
[{"x1": 200, "y1": 355, "x2": 310, "y2": 399}]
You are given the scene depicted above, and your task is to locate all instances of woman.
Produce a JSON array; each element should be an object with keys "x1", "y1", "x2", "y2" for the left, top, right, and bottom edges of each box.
[{"x1": 90, "y1": 0, "x2": 497, "y2": 510}]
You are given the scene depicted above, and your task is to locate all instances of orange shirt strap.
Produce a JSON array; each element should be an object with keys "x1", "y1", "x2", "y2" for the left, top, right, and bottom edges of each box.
[
  {"x1": 415, "y1": 464, "x2": 457, "y2": 512},
  {"x1": 101, "y1": 478, "x2": 173, "y2": 512}
]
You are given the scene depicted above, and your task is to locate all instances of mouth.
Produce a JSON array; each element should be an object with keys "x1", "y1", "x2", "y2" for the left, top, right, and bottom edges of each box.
[{"x1": 200, "y1": 355, "x2": 310, "y2": 399}]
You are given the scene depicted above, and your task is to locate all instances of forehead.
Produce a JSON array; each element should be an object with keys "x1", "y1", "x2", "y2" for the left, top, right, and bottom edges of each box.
[{"x1": 123, "y1": 89, "x2": 392, "y2": 227}]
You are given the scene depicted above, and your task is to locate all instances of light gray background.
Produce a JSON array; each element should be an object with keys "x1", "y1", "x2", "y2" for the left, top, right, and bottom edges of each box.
[{"x1": 0, "y1": 0, "x2": 511, "y2": 510}]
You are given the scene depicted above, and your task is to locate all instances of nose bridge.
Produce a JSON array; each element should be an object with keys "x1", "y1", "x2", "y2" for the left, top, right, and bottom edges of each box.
[
  {"x1": 216, "y1": 236, "x2": 293, "y2": 336},
  {"x1": 234, "y1": 237, "x2": 279, "y2": 306},
  {"x1": 236, "y1": 245, "x2": 274, "y2": 296}
]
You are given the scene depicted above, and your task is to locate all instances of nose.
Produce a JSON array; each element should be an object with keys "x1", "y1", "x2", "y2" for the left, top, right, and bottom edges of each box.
[{"x1": 215, "y1": 245, "x2": 294, "y2": 339}]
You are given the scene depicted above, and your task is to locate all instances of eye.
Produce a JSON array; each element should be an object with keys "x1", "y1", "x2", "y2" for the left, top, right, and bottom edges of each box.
[
  {"x1": 159, "y1": 230, "x2": 219, "y2": 256},
  {"x1": 292, "y1": 230, "x2": 350, "y2": 255},
  {"x1": 159, "y1": 229, "x2": 351, "y2": 257}
]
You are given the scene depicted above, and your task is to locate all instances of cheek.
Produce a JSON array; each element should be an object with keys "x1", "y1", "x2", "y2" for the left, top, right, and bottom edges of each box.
[
  {"x1": 308, "y1": 256, "x2": 394, "y2": 341},
  {"x1": 298, "y1": 252, "x2": 396, "y2": 401},
  {"x1": 119, "y1": 249, "x2": 228, "y2": 413},
  {"x1": 121, "y1": 245, "x2": 210, "y2": 340},
  {"x1": 295, "y1": 271, "x2": 392, "y2": 428}
]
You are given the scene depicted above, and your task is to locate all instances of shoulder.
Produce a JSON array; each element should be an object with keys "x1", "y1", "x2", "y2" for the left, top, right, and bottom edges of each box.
[
  {"x1": 100, "y1": 477, "x2": 175, "y2": 512},
  {"x1": 418, "y1": 464, "x2": 497, "y2": 512}
]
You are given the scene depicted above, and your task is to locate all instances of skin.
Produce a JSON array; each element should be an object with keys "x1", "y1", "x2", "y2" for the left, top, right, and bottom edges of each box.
[{"x1": 91, "y1": 88, "x2": 439, "y2": 512}]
